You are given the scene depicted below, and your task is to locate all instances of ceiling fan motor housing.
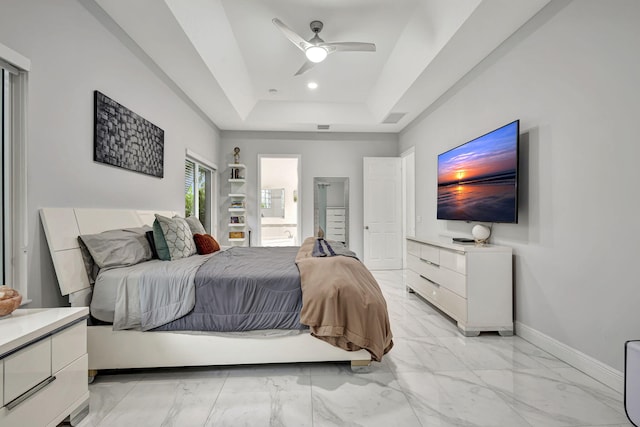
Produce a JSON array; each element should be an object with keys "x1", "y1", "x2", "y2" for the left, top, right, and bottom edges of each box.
[{"x1": 310, "y1": 20, "x2": 324, "y2": 34}]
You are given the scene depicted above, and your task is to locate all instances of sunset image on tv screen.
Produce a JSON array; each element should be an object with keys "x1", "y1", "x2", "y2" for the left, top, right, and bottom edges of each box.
[{"x1": 437, "y1": 121, "x2": 518, "y2": 223}]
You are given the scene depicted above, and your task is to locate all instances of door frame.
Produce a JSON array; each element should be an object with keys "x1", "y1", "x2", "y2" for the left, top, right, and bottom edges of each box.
[
  {"x1": 401, "y1": 147, "x2": 416, "y2": 269},
  {"x1": 256, "y1": 154, "x2": 302, "y2": 247}
]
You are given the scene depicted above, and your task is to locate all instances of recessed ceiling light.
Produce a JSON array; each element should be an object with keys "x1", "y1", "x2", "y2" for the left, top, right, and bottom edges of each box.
[{"x1": 307, "y1": 82, "x2": 318, "y2": 90}]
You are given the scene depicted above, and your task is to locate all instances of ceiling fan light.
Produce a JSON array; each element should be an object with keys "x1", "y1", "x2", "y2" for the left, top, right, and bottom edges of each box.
[{"x1": 305, "y1": 46, "x2": 328, "y2": 63}]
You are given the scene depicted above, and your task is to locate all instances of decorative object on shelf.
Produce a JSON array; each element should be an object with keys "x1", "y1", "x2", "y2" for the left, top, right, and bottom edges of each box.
[
  {"x1": 229, "y1": 231, "x2": 245, "y2": 239},
  {"x1": 471, "y1": 224, "x2": 491, "y2": 244},
  {"x1": 0, "y1": 285, "x2": 22, "y2": 317},
  {"x1": 94, "y1": 90, "x2": 164, "y2": 178},
  {"x1": 233, "y1": 147, "x2": 240, "y2": 164},
  {"x1": 230, "y1": 167, "x2": 244, "y2": 179}
]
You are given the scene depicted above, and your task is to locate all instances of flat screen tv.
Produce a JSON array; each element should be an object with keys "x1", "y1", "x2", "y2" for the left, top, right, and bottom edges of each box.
[{"x1": 437, "y1": 120, "x2": 519, "y2": 223}]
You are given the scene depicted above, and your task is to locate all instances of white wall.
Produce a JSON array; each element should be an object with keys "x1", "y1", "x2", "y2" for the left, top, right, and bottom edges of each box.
[
  {"x1": 0, "y1": 0, "x2": 221, "y2": 307},
  {"x1": 400, "y1": 0, "x2": 640, "y2": 373},
  {"x1": 221, "y1": 132, "x2": 398, "y2": 257}
]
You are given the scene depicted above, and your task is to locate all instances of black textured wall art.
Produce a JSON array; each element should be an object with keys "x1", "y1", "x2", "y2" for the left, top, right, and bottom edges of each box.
[{"x1": 94, "y1": 90, "x2": 164, "y2": 178}]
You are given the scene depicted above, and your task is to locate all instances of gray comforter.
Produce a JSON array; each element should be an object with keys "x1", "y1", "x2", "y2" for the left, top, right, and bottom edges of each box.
[
  {"x1": 111, "y1": 254, "x2": 215, "y2": 331},
  {"x1": 110, "y1": 246, "x2": 305, "y2": 332},
  {"x1": 154, "y1": 246, "x2": 304, "y2": 332}
]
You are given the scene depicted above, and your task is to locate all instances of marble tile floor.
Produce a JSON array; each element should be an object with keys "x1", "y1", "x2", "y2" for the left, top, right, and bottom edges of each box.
[{"x1": 74, "y1": 270, "x2": 633, "y2": 427}]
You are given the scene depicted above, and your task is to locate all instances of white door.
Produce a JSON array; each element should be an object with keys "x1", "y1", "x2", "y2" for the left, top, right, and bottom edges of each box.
[{"x1": 363, "y1": 157, "x2": 402, "y2": 270}]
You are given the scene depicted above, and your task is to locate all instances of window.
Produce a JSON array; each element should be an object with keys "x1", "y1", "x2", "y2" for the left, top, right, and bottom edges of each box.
[
  {"x1": 1, "y1": 45, "x2": 29, "y2": 300},
  {"x1": 261, "y1": 189, "x2": 272, "y2": 209},
  {"x1": 184, "y1": 154, "x2": 216, "y2": 233}
]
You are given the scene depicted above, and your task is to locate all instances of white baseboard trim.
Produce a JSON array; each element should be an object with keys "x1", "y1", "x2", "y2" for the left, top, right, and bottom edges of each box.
[{"x1": 515, "y1": 321, "x2": 624, "y2": 393}]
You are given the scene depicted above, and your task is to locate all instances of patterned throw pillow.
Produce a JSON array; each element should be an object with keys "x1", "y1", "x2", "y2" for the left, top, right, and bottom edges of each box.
[
  {"x1": 153, "y1": 214, "x2": 197, "y2": 260},
  {"x1": 193, "y1": 234, "x2": 221, "y2": 255},
  {"x1": 184, "y1": 215, "x2": 206, "y2": 235}
]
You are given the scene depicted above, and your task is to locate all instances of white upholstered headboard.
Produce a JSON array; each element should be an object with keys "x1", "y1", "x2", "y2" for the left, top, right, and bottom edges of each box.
[{"x1": 40, "y1": 208, "x2": 178, "y2": 304}]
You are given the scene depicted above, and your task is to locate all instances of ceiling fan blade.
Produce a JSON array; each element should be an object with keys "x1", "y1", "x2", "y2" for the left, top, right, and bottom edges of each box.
[
  {"x1": 322, "y1": 42, "x2": 376, "y2": 54},
  {"x1": 272, "y1": 18, "x2": 312, "y2": 51},
  {"x1": 294, "y1": 61, "x2": 316, "y2": 76}
]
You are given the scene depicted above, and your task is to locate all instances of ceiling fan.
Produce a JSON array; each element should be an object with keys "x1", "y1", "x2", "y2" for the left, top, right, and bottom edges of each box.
[{"x1": 272, "y1": 18, "x2": 376, "y2": 76}]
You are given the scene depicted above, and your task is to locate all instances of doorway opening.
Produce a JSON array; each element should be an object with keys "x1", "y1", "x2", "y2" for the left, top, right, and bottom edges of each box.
[{"x1": 257, "y1": 155, "x2": 301, "y2": 247}]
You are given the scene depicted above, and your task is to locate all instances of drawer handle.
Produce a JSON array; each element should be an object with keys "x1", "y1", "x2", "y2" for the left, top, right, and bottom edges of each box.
[
  {"x1": 419, "y1": 258, "x2": 440, "y2": 268},
  {"x1": 419, "y1": 274, "x2": 440, "y2": 287},
  {"x1": 6, "y1": 375, "x2": 57, "y2": 410}
]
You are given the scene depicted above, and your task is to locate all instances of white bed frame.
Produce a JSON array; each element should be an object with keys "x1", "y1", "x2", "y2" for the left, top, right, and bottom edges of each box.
[{"x1": 39, "y1": 208, "x2": 371, "y2": 376}]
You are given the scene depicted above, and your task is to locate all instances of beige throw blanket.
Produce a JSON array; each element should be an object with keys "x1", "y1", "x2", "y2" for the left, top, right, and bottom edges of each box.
[{"x1": 295, "y1": 237, "x2": 393, "y2": 361}]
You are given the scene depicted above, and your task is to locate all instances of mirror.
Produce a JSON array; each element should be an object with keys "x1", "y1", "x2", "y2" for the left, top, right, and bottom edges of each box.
[
  {"x1": 260, "y1": 188, "x2": 285, "y2": 218},
  {"x1": 314, "y1": 177, "x2": 349, "y2": 247}
]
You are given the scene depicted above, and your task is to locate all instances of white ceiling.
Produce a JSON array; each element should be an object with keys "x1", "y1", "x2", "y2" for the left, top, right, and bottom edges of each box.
[{"x1": 92, "y1": 0, "x2": 550, "y2": 133}]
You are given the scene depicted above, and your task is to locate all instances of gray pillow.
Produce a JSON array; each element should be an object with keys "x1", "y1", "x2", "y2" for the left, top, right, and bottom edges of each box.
[
  {"x1": 79, "y1": 226, "x2": 153, "y2": 270},
  {"x1": 78, "y1": 237, "x2": 100, "y2": 283},
  {"x1": 184, "y1": 215, "x2": 206, "y2": 235},
  {"x1": 154, "y1": 214, "x2": 197, "y2": 260}
]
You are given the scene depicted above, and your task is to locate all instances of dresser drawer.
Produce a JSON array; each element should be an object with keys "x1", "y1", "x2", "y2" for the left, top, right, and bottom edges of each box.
[
  {"x1": 407, "y1": 240, "x2": 421, "y2": 257},
  {"x1": 406, "y1": 269, "x2": 438, "y2": 302},
  {"x1": 419, "y1": 244, "x2": 439, "y2": 265},
  {"x1": 3, "y1": 338, "x2": 52, "y2": 405},
  {"x1": 440, "y1": 249, "x2": 466, "y2": 275},
  {"x1": 406, "y1": 269, "x2": 467, "y2": 322},
  {"x1": 407, "y1": 254, "x2": 466, "y2": 297},
  {"x1": 438, "y1": 283, "x2": 467, "y2": 322},
  {"x1": 326, "y1": 231, "x2": 345, "y2": 240},
  {"x1": 326, "y1": 208, "x2": 345, "y2": 217},
  {"x1": 52, "y1": 321, "x2": 87, "y2": 372}
]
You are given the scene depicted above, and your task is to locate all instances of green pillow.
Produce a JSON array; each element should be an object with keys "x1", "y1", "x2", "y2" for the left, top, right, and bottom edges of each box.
[{"x1": 153, "y1": 219, "x2": 171, "y2": 261}]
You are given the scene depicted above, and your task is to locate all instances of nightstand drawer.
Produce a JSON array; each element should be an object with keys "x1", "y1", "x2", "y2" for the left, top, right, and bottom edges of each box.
[
  {"x1": 52, "y1": 321, "x2": 87, "y2": 372},
  {"x1": 0, "y1": 354, "x2": 88, "y2": 427},
  {"x1": 3, "y1": 338, "x2": 52, "y2": 405}
]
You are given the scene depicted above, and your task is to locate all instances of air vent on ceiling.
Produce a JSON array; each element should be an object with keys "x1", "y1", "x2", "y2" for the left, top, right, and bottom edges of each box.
[
  {"x1": 317, "y1": 124, "x2": 330, "y2": 131},
  {"x1": 382, "y1": 112, "x2": 407, "y2": 124}
]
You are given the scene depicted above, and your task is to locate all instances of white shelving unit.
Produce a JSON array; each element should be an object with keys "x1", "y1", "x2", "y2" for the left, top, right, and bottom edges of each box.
[{"x1": 227, "y1": 164, "x2": 247, "y2": 245}]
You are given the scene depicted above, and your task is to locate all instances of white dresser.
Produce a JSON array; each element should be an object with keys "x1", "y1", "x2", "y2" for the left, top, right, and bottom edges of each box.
[
  {"x1": 0, "y1": 307, "x2": 89, "y2": 426},
  {"x1": 406, "y1": 237, "x2": 513, "y2": 336},
  {"x1": 325, "y1": 207, "x2": 346, "y2": 242}
]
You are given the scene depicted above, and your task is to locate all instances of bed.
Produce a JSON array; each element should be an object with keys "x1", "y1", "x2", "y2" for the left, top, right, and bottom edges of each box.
[{"x1": 40, "y1": 208, "x2": 391, "y2": 377}]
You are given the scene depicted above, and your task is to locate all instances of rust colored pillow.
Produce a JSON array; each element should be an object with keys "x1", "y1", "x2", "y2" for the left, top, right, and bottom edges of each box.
[{"x1": 193, "y1": 234, "x2": 220, "y2": 255}]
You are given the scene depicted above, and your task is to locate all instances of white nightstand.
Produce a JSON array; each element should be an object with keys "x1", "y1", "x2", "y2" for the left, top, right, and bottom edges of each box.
[{"x1": 0, "y1": 307, "x2": 89, "y2": 426}]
